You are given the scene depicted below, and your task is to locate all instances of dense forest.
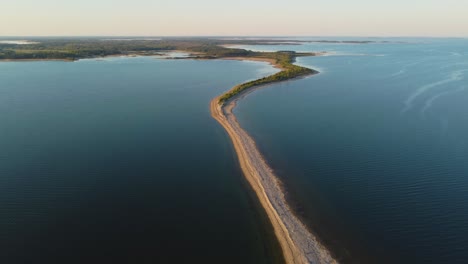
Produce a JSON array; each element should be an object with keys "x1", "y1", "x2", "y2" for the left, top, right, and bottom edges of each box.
[
  {"x1": 0, "y1": 38, "x2": 308, "y2": 60},
  {"x1": 0, "y1": 39, "x2": 176, "y2": 60},
  {"x1": 0, "y1": 37, "x2": 372, "y2": 60}
]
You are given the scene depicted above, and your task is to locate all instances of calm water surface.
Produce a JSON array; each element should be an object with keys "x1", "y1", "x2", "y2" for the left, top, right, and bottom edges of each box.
[
  {"x1": 0, "y1": 57, "x2": 281, "y2": 263},
  {"x1": 234, "y1": 38, "x2": 468, "y2": 263}
]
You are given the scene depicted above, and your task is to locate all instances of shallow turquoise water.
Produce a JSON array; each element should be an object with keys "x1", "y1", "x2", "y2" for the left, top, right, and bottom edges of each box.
[
  {"x1": 235, "y1": 38, "x2": 468, "y2": 263},
  {"x1": 0, "y1": 57, "x2": 281, "y2": 263}
]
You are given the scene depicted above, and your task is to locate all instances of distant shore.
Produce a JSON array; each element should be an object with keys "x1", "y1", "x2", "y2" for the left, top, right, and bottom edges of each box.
[
  {"x1": 0, "y1": 58, "x2": 74, "y2": 62},
  {"x1": 210, "y1": 57, "x2": 338, "y2": 264},
  {"x1": 0, "y1": 53, "x2": 161, "y2": 62}
]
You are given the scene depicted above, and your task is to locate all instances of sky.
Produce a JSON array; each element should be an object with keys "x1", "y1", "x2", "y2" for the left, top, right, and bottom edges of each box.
[{"x1": 1, "y1": 0, "x2": 467, "y2": 37}]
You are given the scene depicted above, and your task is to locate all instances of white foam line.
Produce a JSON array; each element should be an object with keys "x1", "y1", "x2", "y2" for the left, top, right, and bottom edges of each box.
[
  {"x1": 389, "y1": 59, "x2": 429, "y2": 78},
  {"x1": 322, "y1": 52, "x2": 385, "y2": 57},
  {"x1": 449, "y1": 52, "x2": 462, "y2": 56},
  {"x1": 401, "y1": 70, "x2": 467, "y2": 113},
  {"x1": 421, "y1": 86, "x2": 466, "y2": 116},
  {"x1": 389, "y1": 69, "x2": 405, "y2": 77},
  {"x1": 440, "y1": 62, "x2": 468, "y2": 70}
]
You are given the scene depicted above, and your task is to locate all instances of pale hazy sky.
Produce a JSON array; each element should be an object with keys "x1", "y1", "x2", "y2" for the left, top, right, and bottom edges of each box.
[{"x1": 1, "y1": 0, "x2": 467, "y2": 37}]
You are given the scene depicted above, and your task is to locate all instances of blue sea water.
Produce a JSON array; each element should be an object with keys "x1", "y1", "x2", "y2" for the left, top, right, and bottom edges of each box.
[
  {"x1": 2, "y1": 39, "x2": 467, "y2": 264},
  {"x1": 0, "y1": 57, "x2": 282, "y2": 263},
  {"x1": 234, "y1": 38, "x2": 468, "y2": 263}
]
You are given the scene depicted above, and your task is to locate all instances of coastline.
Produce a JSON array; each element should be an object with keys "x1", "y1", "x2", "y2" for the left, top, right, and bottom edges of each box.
[
  {"x1": 0, "y1": 58, "x2": 74, "y2": 62},
  {"x1": 210, "y1": 58, "x2": 338, "y2": 264},
  {"x1": 0, "y1": 53, "x2": 163, "y2": 63},
  {"x1": 2, "y1": 49, "x2": 337, "y2": 263}
]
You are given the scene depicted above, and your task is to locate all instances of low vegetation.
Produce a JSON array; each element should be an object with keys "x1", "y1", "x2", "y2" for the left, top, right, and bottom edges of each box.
[
  {"x1": 0, "y1": 38, "x2": 316, "y2": 60},
  {"x1": 217, "y1": 52, "x2": 316, "y2": 104},
  {"x1": 0, "y1": 38, "x2": 318, "y2": 103},
  {"x1": 0, "y1": 39, "x2": 175, "y2": 60}
]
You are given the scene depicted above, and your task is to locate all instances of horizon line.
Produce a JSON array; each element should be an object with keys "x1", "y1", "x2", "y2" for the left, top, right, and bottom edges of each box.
[{"x1": 1, "y1": 35, "x2": 467, "y2": 39}]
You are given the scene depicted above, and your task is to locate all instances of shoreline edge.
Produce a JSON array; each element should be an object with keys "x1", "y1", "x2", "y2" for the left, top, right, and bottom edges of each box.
[{"x1": 210, "y1": 57, "x2": 338, "y2": 264}]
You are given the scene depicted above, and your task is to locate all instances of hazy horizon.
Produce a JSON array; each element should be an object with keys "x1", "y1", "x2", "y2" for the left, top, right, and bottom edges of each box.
[
  {"x1": 1, "y1": 35, "x2": 467, "y2": 39},
  {"x1": 2, "y1": 0, "x2": 467, "y2": 37}
]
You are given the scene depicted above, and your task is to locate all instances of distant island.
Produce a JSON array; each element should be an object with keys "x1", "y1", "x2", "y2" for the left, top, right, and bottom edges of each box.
[{"x1": 0, "y1": 37, "x2": 372, "y2": 61}]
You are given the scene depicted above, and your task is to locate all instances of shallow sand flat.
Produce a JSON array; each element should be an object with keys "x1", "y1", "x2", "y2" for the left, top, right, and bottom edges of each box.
[
  {"x1": 220, "y1": 57, "x2": 284, "y2": 69},
  {"x1": 0, "y1": 40, "x2": 39, "y2": 45},
  {"x1": 210, "y1": 60, "x2": 338, "y2": 264}
]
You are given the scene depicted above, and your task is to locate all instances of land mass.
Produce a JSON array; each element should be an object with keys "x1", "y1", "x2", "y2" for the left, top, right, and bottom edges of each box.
[
  {"x1": 210, "y1": 52, "x2": 338, "y2": 263},
  {"x1": 0, "y1": 37, "x2": 339, "y2": 263},
  {"x1": 0, "y1": 38, "x2": 288, "y2": 60},
  {"x1": 0, "y1": 37, "x2": 370, "y2": 61}
]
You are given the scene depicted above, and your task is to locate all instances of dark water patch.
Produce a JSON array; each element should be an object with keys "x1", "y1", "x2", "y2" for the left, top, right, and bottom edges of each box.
[
  {"x1": 0, "y1": 57, "x2": 281, "y2": 264},
  {"x1": 235, "y1": 39, "x2": 468, "y2": 264}
]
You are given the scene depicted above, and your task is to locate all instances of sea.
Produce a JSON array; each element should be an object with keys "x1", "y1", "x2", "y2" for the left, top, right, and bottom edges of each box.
[
  {"x1": 1, "y1": 38, "x2": 468, "y2": 264},
  {"x1": 233, "y1": 37, "x2": 468, "y2": 263},
  {"x1": 0, "y1": 56, "x2": 282, "y2": 263}
]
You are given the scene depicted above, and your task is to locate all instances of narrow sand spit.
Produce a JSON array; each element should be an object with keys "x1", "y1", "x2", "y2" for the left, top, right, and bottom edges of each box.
[{"x1": 210, "y1": 59, "x2": 339, "y2": 264}]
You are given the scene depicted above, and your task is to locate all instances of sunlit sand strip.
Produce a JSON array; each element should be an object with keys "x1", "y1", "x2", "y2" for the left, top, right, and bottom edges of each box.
[{"x1": 210, "y1": 59, "x2": 338, "y2": 264}]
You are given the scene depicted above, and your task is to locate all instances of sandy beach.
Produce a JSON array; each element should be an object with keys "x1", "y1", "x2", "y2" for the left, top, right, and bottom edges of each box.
[{"x1": 210, "y1": 59, "x2": 338, "y2": 264}]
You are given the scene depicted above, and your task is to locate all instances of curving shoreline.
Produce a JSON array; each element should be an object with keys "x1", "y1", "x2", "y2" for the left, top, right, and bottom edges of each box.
[{"x1": 210, "y1": 58, "x2": 338, "y2": 264}]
